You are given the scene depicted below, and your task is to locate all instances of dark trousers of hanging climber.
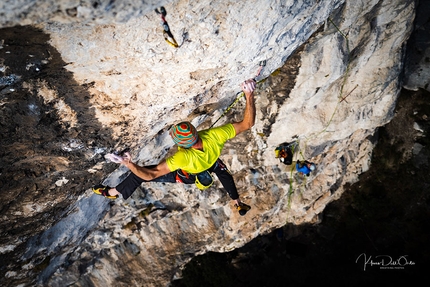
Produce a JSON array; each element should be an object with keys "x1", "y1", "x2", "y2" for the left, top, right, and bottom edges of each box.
[{"x1": 116, "y1": 158, "x2": 239, "y2": 200}]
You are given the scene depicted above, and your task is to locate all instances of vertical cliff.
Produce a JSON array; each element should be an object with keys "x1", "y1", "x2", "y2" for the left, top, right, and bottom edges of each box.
[{"x1": 0, "y1": 0, "x2": 416, "y2": 286}]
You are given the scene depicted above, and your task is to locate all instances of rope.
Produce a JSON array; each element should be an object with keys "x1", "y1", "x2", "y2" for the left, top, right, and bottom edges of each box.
[
  {"x1": 284, "y1": 18, "x2": 354, "y2": 220},
  {"x1": 210, "y1": 60, "x2": 266, "y2": 128},
  {"x1": 294, "y1": 18, "x2": 353, "y2": 152}
]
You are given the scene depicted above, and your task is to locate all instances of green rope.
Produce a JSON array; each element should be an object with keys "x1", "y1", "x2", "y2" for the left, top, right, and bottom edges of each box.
[
  {"x1": 316, "y1": 18, "x2": 351, "y2": 135},
  {"x1": 286, "y1": 143, "x2": 297, "y2": 219},
  {"x1": 210, "y1": 61, "x2": 267, "y2": 128},
  {"x1": 210, "y1": 78, "x2": 266, "y2": 129},
  {"x1": 285, "y1": 18, "x2": 352, "y2": 222},
  {"x1": 210, "y1": 91, "x2": 244, "y2": 128},
  {"x1": 296, "y1": 17, "x2": 352, "y2": 150}
]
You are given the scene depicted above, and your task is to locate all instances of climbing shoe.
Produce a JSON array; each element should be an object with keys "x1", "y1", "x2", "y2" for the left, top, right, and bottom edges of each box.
[
  {"x1": 92, "y1": 184, "x2": 118, "y2": 200},
  {"x1": 235, "y1": 202, "x2": 251, "y2": 216}
]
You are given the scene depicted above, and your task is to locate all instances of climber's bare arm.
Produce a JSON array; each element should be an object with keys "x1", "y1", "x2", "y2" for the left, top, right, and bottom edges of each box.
[
  {"x1": 232, "y1": 79, "x2": 256, "y2": 135},
  {"x1": 121, "y1": 153, "x2": 171, "y2": 181}
]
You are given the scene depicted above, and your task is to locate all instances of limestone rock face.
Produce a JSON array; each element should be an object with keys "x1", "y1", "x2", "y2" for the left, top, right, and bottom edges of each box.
[
  {"x1": 0, "y1": 0, "x2": 415, "y2": 286},
  {"x1": 0, "y1": 0, "x2": 169, "y2": 27},
  {"x1": 403, "y1": 0, "x2": 430, "y2": 92}
]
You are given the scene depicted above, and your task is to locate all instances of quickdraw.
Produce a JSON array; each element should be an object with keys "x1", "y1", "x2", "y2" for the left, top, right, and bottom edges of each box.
[{"x1": 155, "y1": 6, "x2": 179, "y2": 48}]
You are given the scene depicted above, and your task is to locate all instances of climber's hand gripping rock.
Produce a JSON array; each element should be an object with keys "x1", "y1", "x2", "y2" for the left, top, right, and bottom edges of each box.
[{"x1": 240, "y1": 79, "x2": 256, "y2": 97}]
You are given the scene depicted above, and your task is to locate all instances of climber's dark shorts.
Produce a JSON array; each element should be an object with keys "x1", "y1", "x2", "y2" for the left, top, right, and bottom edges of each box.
[{"x1": 116, "y1": 159, "x2": 239, "y2": 200}]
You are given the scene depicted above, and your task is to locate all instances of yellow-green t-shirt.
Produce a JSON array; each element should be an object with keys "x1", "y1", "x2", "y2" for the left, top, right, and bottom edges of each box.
[{"x1": 165, "y1": 123, "x2": 236, "y2": 174}]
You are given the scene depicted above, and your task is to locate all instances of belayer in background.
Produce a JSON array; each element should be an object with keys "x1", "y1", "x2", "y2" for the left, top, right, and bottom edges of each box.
[
  {"x1": 93, "y1": 79, "x2": 257, "y2": 216},
  {"x1": 296, "y1": 160, "x2": 316, "y2": 176}
]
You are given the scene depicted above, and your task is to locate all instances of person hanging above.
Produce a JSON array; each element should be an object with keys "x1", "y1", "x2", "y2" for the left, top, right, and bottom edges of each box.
[
  {"x1": 93, "y1": 79, "x2": 257, "y2": 216},
  {"x1": 275, "y1": 141, "x2": 298, "y2": 165},
  {"x1": 296, "y1": 160, "x2": 316, "y2": 176}
]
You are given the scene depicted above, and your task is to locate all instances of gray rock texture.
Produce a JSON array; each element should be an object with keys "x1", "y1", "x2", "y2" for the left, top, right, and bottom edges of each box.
[{"x1": 0, "y1": 0, "x2": 416, "y2": 286}]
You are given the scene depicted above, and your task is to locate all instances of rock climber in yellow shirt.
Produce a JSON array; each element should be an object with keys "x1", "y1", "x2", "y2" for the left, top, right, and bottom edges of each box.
[{"x1": 93, "y1": 79, "x2": 256, "y2": 216}]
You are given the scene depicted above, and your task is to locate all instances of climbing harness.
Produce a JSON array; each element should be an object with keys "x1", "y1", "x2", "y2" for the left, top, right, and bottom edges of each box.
[
  {"x1": 210, "y1": 60, "x2": 266, "y2": 128},
  {"x1": 175, "y1": 169, "x2": 214, "y2": 190},
  {"x1": 155, "y1": 6, "x2": 179, "y2": 48}
]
